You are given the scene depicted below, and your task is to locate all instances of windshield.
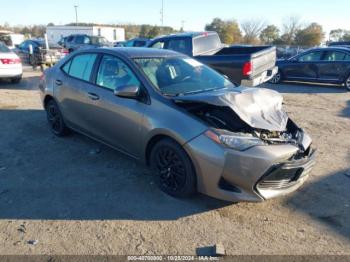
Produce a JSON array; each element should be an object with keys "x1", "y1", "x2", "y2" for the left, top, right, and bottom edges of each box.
[{"x1": 134, "y1": 57, "x2": 235, "y2": 96}]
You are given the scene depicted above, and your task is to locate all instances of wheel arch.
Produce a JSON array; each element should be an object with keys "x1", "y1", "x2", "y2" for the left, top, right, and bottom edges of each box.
[
  {"x1": 145, "y1": 134, "x2": 180, "y2": 166},
  {"x1": 43, "y1": 94, "x2": 55, "y2": 108}
]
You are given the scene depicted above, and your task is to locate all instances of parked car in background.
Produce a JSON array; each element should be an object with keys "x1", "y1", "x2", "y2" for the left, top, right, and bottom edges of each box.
[
  {"x1": 15, "y1": 39, "x2": 68, "y2": 69},
  {"x1": 121, "y1": 38, "x2": 150, "y2": 47},
  {"x1": 39, "y1": 48, "x2": 315, "y2": 202},
  {"x1": 270, "y1": 47, "x2": 350, "y2": 91},
  {"x1": 147, "y1": 32, "x2": 278, "y2": 87},
  {"x1": 114, "y1": 41, "x2": 126, "y2": 47},
  {"x1": 328, "y1": 41, "x2": 350, "y2": 47},
  {"x1": 0, "y1": 42, "x2": 22, "y2": 83},
  {"x1": 61, "y1": 34, "x2": 111, "y2": 53}
]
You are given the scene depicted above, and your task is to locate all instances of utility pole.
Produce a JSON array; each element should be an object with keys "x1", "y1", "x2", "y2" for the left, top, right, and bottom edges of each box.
[
  {"x1": 181, "y1": 20, "x2": 185, "y2": 31},
  {"x1": 160, "y1": 0, "x2": 164, "y2": 27},
  {"x1": 74, "y1": 5, "x2": 79, "y2": 26}
]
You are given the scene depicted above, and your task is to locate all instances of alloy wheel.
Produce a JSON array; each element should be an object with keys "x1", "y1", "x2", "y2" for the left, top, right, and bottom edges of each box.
[
  {"x1": 346, "y1": 76, "x2": 350, "y2": 91},
  {"x1": 46, "y1": 103, "x2": 62, "y2": 133},
  {"x1": 270, "y1": 72, "x2": 281, "y2": 84},
  {"x1": 154, "y1": 146, "x2": 187, "y2": 192}
]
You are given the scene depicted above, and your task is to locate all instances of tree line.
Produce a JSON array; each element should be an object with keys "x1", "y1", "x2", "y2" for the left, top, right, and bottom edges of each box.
[
  {"x1": 205, "y1": 16, "x2": 330, "y2": 47},
  {"x1": 1, "y1": 18, "x2": 349, "y2": 47}
]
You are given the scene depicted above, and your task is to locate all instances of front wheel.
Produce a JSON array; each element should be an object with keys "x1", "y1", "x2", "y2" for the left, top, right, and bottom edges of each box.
[
  {"x1": 344, "y1": 75, "x2": 350, "y2": 91},
  {"x1": 269, "y1": 71, "x2": 282, "y2": 84},
  {"x1": 150, "y1": 139, "x2": 197, "y2": 198}
]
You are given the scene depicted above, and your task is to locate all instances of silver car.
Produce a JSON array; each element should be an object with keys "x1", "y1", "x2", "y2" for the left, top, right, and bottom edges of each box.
[{"x1": 39, "y1": 48, "x2": 316, "y2": 202}]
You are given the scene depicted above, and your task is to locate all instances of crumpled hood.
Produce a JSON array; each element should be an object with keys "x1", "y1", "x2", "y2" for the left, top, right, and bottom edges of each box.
[{"x1": 174, "y1": 87, "x2": 289, "y2": 131}]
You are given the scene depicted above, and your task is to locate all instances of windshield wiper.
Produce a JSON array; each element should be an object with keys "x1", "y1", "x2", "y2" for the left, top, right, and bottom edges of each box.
[{"x1": 183, "y1": 86, "x2": 228, "y2": 96}]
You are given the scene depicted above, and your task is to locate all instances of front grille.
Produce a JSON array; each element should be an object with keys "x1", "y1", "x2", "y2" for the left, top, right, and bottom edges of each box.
[
  {"x1": 257, "y1": 149, "x2": 316, "y2": 191},
  {"x1": 258, "y1": 179, "x2": 297, "y2": 189}
]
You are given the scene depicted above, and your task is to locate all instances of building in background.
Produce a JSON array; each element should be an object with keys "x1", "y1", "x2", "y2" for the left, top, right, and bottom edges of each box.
[{"x1": 46, "y1": 26, "x2": 125, "y2": 44}]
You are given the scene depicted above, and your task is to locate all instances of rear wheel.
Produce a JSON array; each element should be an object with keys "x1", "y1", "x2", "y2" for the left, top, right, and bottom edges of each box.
[
  {"x1": 45, "y1": 99, "x2": 69, "y2": 136},
  {"x1": 269, "y1": 71, "x2": 282, "y2": 84},
  {"x1": 150, "y1": 139, "x2": 197, "y2": 198},
  {"x1": 345, "y1": 75, "x2": 350, "y2": 91}
]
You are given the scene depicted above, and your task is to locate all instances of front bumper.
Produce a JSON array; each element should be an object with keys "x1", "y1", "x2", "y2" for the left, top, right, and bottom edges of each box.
[
  {"x1": 184, "y1": 132, "x2": 315, "y2": 202},
  {"x1": 241, "y1": 66, "x2": 278, "y2": 87},
  {"x1": 255, "y1": 148, "x2": 316, "y2": 199}
]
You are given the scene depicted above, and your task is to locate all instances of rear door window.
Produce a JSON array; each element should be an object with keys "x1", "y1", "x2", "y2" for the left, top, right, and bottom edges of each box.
[
  {"x1": 63, "y1": 54, "x2": 97, "y2": 81},
  {"x1": 166, "y1": 38, "x2": 191, "y2": 55},
  {"x1": 66, "y1": 36, "x2": 74, "y2": 43},
  {"x1": 75, "y1": 36, "x2": 85, "y2": 44},
  {"x1": 322, "y1": 51, "x2": 346, "y2": 61},
  {"x1": 298, "y1": 51, "x2": 322, "y2": 62},
  {"x1": 345, "y1": 54, "x2": 350, "y2": 61}
]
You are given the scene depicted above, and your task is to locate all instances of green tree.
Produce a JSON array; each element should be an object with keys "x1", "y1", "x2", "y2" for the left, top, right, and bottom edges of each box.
[
  {"x1": 294, "y1": 23, "x2": 324, "y2": 47},
  {"x1": 342, "y1": 33, "x2": 350, "y2": 41},
  {"x1": 260, "y1": 25, "x2": 280, "y2": 44},
  {"x1": 147, "y1": 26, "x2": 161, "y2": 38},
  {"x1": 205, "y1": 18, "x2": 241, "y2": 44},
  {"x1": 139, "y1": 24, "x2": 151, "y2": 38}
]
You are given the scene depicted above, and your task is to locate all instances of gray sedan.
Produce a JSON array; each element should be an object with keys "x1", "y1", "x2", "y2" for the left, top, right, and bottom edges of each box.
[{"x1": 39, "y1": 48, "x2": 316, "y2": 202}]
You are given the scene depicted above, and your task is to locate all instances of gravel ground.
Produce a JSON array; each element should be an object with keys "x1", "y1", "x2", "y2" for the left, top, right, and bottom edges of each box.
[{"x1": 0, "y1": 71, "x2": 349, "y2": 255}]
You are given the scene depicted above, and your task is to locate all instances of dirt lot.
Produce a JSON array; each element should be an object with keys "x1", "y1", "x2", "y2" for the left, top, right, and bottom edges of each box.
[{"x1": 0, "y1": 70, "x2": 349, "y2": 255}]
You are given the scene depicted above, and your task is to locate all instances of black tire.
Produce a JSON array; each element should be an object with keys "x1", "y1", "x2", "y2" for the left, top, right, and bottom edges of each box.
[
  {"x1": 344, "y1": 75, "x2": 350, "y2": 91},
  {"x1": 11, "y1": 77, "x2": 22, "y2": 84},
  {"x1": 150, "y1": 138, "x2": 197, "y2": 198},
  {"x1": 45, "y1": 99, "x2": 69, "y2": 136},
  {"x1": 29, "y1": 55, "x2": 38, "y2": 69},
  {"x1": 269, "y1": 71, "x2": 282, "y2": 84}
]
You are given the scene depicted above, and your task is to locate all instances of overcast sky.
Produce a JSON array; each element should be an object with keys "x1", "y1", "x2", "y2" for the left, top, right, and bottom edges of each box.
[{"x1": 1, "y1": 0, "x2": 349, "y2": 35}]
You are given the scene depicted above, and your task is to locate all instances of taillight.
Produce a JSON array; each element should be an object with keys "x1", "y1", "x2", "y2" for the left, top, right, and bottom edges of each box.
[
  {"x1": 0, "y1": 58, "x2": 21, "y2": 64},
  {"x1": 40, "y1": 73, "x2": 45, "y2": 81},
  {"x1": 242, "y1": 62, "x2": 253, "y2": 76},
  {"x1": 61, "y1": 49, "x2": 69, "y2": 55}
]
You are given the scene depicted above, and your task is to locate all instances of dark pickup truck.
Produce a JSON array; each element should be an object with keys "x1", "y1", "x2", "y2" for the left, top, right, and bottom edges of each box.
[{"x1": 147, "y1": 32, "x2": 278, "y2": 86}]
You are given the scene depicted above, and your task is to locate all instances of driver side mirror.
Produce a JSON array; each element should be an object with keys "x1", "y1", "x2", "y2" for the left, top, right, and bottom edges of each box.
[{"x1": 114, "y1": 85, "x2": 140, "y2": 98}]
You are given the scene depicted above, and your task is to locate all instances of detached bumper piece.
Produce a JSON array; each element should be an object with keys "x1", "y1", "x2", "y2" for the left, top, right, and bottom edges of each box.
[{"x1": 256, "y1": 148, "x2": 316, "y2": 198}]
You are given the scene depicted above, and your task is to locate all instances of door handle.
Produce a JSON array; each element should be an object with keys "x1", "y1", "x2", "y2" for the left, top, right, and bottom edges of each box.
[
  {"x1": 55, "y1": 79, "x2": 63, "y2": 86},
  {"x1": 87, "y1": 92, "x2": 100, "y2": 100}
]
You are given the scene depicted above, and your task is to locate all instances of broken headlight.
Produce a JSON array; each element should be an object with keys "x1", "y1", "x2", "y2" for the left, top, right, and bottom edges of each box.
[{"x1": 205, "y1": 129, "x2": 266, "y2": 151}]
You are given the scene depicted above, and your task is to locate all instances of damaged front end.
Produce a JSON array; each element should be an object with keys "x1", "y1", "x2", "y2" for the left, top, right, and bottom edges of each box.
[
  {"x1": 175, "y1": 87, "x2": 315, "y2": 200},
  {"x1": 175, "y1": 87, "x2": 311, "y2": 152}
]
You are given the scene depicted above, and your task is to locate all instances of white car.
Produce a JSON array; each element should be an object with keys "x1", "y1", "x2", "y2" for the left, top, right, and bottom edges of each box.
[{"x1": 0, "y1": 42, "x2": 23, "y2": 83}]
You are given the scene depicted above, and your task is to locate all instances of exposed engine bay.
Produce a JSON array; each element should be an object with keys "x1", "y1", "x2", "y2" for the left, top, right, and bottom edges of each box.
[
  {"x1": 173, "y1": 87, "x2": 312, "y2": 153},
  {"x1": 177, "y1": 102, "x2": 307, "y2": 150}
]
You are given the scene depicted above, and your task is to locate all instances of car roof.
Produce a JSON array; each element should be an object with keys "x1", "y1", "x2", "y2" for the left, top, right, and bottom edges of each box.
[
  {"x1": 152, "y1": 31, "x2": 217, "y2": 41},
  {"x1": 80, "y1": 47, "x2": 182, "y2": 58},
  {"x1": 308, "y1": 46, "x2": 350, "y2": 52}
]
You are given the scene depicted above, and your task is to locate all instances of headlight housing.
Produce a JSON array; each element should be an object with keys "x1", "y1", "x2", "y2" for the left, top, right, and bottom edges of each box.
[{"x1": 205, "y1": 129, "x2": 266, "y2": 151}]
